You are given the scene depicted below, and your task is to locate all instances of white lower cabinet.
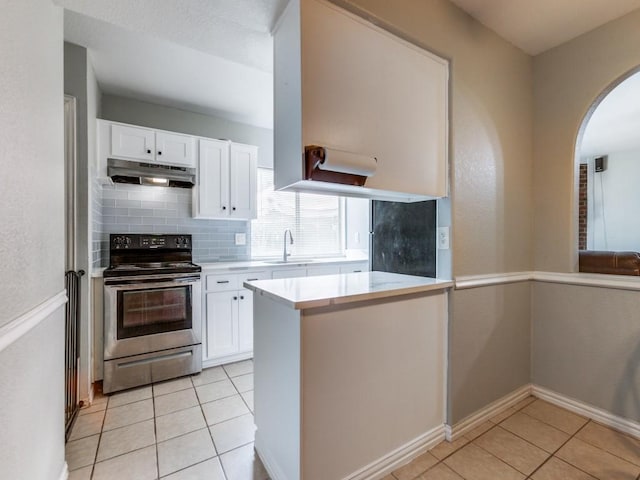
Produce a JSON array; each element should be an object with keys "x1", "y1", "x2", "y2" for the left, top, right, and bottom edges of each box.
[
  {"x1": 202, "y1": 263, "x2": 368, "y2": 365},
  {"x1": 203, "y1": 271, "x2": 268, "y2": 366},
  {"x1": 238, "y1": 288, "x2": 254, "y2": 352},
  {"x1": 206, "y1": 291, "x2": 239, "y2": 358}
]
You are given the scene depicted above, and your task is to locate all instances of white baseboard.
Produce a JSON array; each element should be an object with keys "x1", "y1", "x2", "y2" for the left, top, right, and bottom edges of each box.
[
  {"x1": 58, "y1": 462, "x2": 69, "y2": 480},
  {"x1": 532, "y1": 385, "x2": 640, "y2": 439},
  {"x1": 445, "y1": 384, "x2": 533, "y2": 441},
  {"x1": 255, "y1": 430, "x2": 291, "y2": 480},
  {"x1": 256, "y1": 425, "x2": 445, "y2": 480},
  {"x1": 343, "y1": 424, "x2": 445, "y2": 480}
]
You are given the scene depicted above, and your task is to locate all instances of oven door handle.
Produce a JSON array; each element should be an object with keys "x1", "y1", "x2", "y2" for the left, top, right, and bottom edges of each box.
[{"x1": 104, "y1": 276, "x2": 201, "y2": 288}]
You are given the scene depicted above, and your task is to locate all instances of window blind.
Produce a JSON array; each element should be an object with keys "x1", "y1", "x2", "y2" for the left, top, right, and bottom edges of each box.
[{"x1": 251, "y1": 168, "x2": 343, "y2": 258}]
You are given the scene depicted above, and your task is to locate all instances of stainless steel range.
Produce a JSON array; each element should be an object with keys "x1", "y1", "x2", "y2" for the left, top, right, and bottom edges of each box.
[{"x1": 103, "y1": 234, "x2": 202, "y2": 394}]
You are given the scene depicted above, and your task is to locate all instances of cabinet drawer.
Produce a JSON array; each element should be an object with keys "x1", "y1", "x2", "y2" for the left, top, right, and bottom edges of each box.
[
  {"x1": 206, "y1": 274, "x2": 239, "y2": 292},
  {"x1": 339, "y1": 262, "x2": 369, "y2": 274},
  {"x1": 272, "y1": 268, "x2": 307, "y2": 279},
  {"x1": 238, "y1": 271, "x2": 269, "y2": 285}
]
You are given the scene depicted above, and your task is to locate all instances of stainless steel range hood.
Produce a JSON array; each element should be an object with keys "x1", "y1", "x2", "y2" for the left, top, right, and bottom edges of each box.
[{"x1": 107, "y1": 158, "x2": 195, "y2": 188}]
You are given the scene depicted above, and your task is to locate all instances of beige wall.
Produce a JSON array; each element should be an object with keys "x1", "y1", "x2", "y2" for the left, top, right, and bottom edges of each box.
[
  {"x1": 0, "y1": 0, "x2": 66, "y2": 479},
  {"x1": 533, "y1": 9, "x2": 640, "y2": 273},
  {"x1": 531, "y1": 10, "x2": 640, "y2": 419},
  {"x1": 451, "y1": 283, "x2": 531, "y2": 421},
  {"x1": 340, "y1": 0, "x2": 534, "y2": 423},
  {"x1": 532, "y1": 282, "x2": 640, "y2": 421}
]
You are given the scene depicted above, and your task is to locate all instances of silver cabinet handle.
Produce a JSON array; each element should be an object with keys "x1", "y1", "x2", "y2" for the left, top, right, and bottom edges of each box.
[{"x1": 217, "y1": 280, "x2": 230, "y2": 284}]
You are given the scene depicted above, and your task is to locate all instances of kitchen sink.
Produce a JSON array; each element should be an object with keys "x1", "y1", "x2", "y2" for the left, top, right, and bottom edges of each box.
[{"x1": 264, "y1": 259, "x2": 315, "y2": 264}]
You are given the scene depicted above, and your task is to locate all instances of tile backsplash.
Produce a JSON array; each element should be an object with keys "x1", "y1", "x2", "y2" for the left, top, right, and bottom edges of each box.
[{"x1": 93, "y1": 182, "x2": 249, "y2": 267}]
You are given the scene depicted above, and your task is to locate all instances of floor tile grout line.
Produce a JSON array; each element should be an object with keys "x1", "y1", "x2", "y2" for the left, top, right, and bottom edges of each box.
[
  {"x1": 152, "y1": 386, "x2": 160, "y2": 480},
  {"x1": 193, "y1": 373, "x2": 226, "y2": 479},
  {"x1": 562, "y1": 419, "x2": 640, "y2": 476},
  {"x1": 98, "y1": 412, "x2": 156, "y2": 435},
  {"x1": 68, "y1": 362, "x2": 255, "y2": 479},
  {"x1": 439, "y1": 422, "x2": 538, "y2": 479},
  {"x1": 520, "y1": 399, "x2": 589, "y2": 436},
  {"x1": 571, "y1": 421, "x2": 640, "y2": 469},
  {"x1": 89, "y1": 393, "x2": 109, "y2": 480},
  {"x1": 470, "y1": 432, "x2": 550, "y2": 477},
  {"x1": 525, "y1": 419, "x2": 594, "y2": 479},
  {"x1": 158, "y1": 453, "x2": 219, "y2": 480}
]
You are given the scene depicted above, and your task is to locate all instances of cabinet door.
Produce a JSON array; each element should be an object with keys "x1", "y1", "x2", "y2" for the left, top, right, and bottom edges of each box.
[
  {"x1": 205, "y1": 291, "x2": 239, "y2": 359},
  {"x1": 110, "y1": 124, "x2": 155, "y2": 162},
  {"x1": 229, "y1": 143, "x2": 257, "y2": 219},
  {"x1": 155, "y1": 131, "x2": 195, "y2": 167},
  {"x1": 196, "y1": 139, "x2": 230, "y2": 218},
  {"x1": 238, "y1": 288, "x2": 253, "y2": 353}
]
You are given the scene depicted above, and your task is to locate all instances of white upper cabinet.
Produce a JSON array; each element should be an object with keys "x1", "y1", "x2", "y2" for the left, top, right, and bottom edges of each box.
[
  {"x1": 195, "y1": 139, "x2": 230, "y2": 218},
  {"x1": 101, "y1": 120, "x2": 196, "y2": 168},
  {"x1": 155, "y1": 131, "x2": 195, "y2": 167},
  {"x1": 274, "y1": 0, "x2": 449, "y2": 201},
  {"x1": 229, "y1": 143, "x2": 258, "y2": 219},
  {"x1": 194, "y1": 139, "x2": 257, "y2": 220},
  {"x1": 110, "y1": 124, "x2": 155, "y2": 162}
]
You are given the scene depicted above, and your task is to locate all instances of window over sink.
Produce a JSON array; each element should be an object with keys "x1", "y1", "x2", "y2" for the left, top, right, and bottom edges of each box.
[{"x1": 251, "y1": 168, "x2": 344, "y2": 258}]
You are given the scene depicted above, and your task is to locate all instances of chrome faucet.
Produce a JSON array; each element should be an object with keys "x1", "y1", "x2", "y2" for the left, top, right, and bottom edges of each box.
[{"x1": 283, "y1": 229, "x2": 294, "y2": 262}]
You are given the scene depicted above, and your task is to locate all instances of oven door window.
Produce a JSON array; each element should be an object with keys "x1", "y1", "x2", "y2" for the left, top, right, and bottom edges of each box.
[{"x1": 117, "y1": 285, "x2": 192, "y2": 339}]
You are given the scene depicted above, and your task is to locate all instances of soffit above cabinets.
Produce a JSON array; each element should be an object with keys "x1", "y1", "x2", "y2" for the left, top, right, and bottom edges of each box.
[{"x1": 448, "y1": 0, "x2": 640, "y2": 55}]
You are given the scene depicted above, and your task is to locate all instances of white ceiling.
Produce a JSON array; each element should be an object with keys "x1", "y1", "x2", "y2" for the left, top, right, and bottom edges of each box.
[
  {"x1": 57, "y1": 0, "x2": 287, "y2": 129},
  {"x1": 57, "y1": 0, "x2": 640, "y2": 130},
  {"x1": 448, "y1": 0, "x2": 640, "y2": 55},
  {"x1": 580, "y1": 71, "x2": 640, "y2": 157}
]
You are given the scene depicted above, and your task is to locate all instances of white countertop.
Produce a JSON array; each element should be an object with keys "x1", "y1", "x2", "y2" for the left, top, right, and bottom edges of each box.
[
  {"x1": 243, "y1": 271, "x2": 453, "y2": 309},
  {"x1": 91, "y1": 254, "x2": 369, "y2": 277},
  {"x1": 198, "y1": 255, "x2": 367, "y2": 271}
]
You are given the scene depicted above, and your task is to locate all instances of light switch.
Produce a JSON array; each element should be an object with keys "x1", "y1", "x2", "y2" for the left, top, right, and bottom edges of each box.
[
  {"x1": 437, "y1": 227, "x2": 450, "y2": 250},
  {"x1": 235, "y1": 233, "x2": 247, "y2": 246}
]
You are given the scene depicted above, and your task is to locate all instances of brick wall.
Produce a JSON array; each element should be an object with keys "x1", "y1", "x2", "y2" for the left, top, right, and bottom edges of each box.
[{"x1": 578, "y1": 164, "x2": 588, "y2": 250}]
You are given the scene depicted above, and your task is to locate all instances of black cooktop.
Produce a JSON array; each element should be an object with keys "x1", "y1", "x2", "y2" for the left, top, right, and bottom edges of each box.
[{"x1": 104, "y1": 234, "x2": 201, "y2": 278}]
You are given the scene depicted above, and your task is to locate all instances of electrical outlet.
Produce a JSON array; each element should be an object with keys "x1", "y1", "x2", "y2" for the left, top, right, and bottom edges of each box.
[
  {"x1": 437, "y1": 227, "x2": 450, "y2": 250},
  {"x1": 235, "y1": 233, "x2": 246, "y2": 246}
]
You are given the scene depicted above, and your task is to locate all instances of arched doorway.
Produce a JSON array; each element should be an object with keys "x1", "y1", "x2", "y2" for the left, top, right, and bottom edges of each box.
[{"x1": 576, "y1": 67, "x2": 640, "y2": 274}]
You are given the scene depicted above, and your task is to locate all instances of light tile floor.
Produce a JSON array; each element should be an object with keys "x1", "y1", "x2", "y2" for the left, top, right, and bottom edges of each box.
[
  {"x1": 66, "y1": 359, "x2": 268, "y2": 480},
  {"x1": 385, "y1": 396, "x2": 640, "y2": 480},
  {"x1": 69, "y1": 372, "x2": 640, "y2": 480}
]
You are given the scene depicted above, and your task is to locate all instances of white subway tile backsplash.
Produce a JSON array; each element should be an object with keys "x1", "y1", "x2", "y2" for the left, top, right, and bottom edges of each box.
[
  {"x1": 93, "y1": 183, "x2": 249, "y2": 266},
  {"x1": 116, "y1": 199, "x2": 142, "y2": 208}
]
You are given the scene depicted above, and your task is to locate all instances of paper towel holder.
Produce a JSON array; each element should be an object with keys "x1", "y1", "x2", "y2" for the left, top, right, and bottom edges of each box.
[{"x1": 304, "y1": 145, "x2": 376, "y2": 186}]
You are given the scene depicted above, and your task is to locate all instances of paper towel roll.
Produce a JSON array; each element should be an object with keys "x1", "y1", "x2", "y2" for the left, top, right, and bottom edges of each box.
[{"x1": 317, "y1": 147, "x2": 377, "y2": 177}]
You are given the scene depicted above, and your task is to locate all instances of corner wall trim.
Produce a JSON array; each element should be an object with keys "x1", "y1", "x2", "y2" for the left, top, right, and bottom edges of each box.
[
  {"x1": 532, "y1": 271, "x2": 640, "y2": 291},
  {"x1": 455, "y1": 272, "x2": 532, "y2": 289},
  {"x1": 58, "y1": 462, "x2": 69, "y2": 480},
  {"x1": 0, "y1": 290, "x2": 67, "y2": 354},
  {"x1": 532, "y1": 385, "x2": 640, "y2": 440},
  {"x1": 455, "y1": 270, "x2": 640, "y2": 291},
  {"x1": 445, "y1": 384, "x2": 533, "y2": 441}
]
